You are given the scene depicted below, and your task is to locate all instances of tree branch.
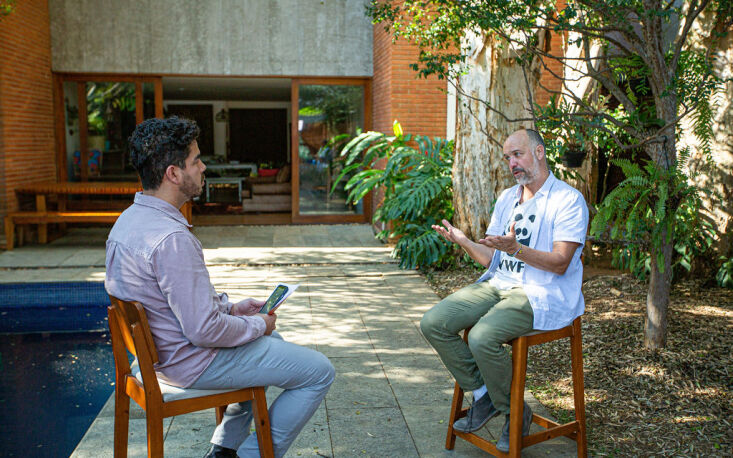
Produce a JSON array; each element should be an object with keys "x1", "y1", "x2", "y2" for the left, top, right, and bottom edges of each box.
[
  {"x1": 671, "y1": 0, "x2": 713, "y2": 73},
  {"x1": 450, "y1": 79, "x2": 536, "y2": 126}
]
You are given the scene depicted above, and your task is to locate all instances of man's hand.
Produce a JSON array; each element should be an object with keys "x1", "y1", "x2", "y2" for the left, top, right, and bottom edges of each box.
[
  {"x1": 257, "y1": 313, "x2": 277, "y2": 335},
  {"x1": 479, "y1": 222, "x2": 522, "y2": 254},
  {"x1": 432, "y1": 219, "x2": 469, "y2": 246},
  {"x1": 230, "y1": 298, "x2": 266, "y2": 316}
]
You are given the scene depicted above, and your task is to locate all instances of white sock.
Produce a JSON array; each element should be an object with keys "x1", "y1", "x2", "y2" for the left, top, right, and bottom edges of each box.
[{"x1": 472, "y1": 385, "x2": 488, "y2": 401}]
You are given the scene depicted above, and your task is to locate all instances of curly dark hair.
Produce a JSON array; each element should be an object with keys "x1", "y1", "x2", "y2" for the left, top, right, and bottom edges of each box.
[{"x1": 128, "y1": 117, "x2": 200, "y2": 190}]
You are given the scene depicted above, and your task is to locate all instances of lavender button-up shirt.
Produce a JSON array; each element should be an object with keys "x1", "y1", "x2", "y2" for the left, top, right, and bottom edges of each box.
[{"x1": 105, "y1": 192, "x2": 266, "y2": 387}]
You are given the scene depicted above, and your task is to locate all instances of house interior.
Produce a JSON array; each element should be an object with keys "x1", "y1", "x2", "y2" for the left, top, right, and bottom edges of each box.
[{"x1": 61, "y1": 76, "x2": 368, "y2": 224}]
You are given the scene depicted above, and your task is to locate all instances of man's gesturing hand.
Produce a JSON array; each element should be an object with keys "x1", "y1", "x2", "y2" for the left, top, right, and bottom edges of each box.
[
  {"x1": 257, "y1": 313, "x2": 277, "y2": 335},
  {"x1": 479, "y1": 222, "x2": 522, "y2": 254},
  {"x1": 230, "y1": 298, "x2": 266, "y2": 316},
  {"x1": 432, "y1": 219, "x2": 469, "y2": 245}
]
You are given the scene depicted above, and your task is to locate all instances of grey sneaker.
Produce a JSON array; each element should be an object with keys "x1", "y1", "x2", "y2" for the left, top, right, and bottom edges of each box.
[
  {"x1": 453, "y1": 394, "x2": 500, "y2": 433},
  {"x1": 496, "y1": 402, "x2": 533, "y2": 453}
]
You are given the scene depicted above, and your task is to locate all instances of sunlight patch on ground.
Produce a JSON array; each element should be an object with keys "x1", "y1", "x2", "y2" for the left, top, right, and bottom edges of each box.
[{"x1": 680, "y1": 305, "x2": 733, "y2": 318}]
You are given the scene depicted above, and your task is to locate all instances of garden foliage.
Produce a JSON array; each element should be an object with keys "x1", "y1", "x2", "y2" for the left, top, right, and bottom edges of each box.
[
  {"x1": 590, "y1": 148, "x2": 716, "y2": 280},
  {"x1": 717, "y1": 257, "x2": 733, "y2": 288},
  {"x1": 332, "y1": 121, "x2": 454, "y2": 269}
]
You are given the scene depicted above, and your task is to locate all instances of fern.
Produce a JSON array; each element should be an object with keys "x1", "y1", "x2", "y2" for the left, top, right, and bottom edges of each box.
[
  {"x1": 332, "y1": 121, "x2": 454, "y2": 269},
  {"x1": 591, "y1": 152, "x2": 716, "y2": 280}
]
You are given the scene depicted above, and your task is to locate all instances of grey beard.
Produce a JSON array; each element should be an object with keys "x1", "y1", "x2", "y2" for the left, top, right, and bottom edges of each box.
[{"x1": 515, "y1": 169, "x2": 534, "y2": 185}]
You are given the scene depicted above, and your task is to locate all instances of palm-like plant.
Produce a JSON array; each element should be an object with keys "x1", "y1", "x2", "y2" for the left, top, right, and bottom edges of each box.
[{"x1": 332, "y1": 121, "x2": 454, "y2": 269}]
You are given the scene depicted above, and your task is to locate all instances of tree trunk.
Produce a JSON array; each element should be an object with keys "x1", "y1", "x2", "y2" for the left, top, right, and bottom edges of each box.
[
  {"x1": 453, "y1": 33, "x2": 540, "y2": 240},
  {"x1": 645, "y1": 233, "x2": 674, "y2": 349},
  {"x1": 642, "y1": 123, "x2": 676, "y2": 350}
]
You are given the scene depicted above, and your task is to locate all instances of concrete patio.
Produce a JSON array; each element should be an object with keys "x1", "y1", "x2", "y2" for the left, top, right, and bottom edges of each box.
[{"x1": 0, "y1": 224, "x2": 577, "y2": 457}]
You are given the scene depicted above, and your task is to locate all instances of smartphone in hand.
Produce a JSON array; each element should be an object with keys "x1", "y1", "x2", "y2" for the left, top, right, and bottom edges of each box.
[{"x1": 259, "y1": 284, "x2": 290, "y2": 314}]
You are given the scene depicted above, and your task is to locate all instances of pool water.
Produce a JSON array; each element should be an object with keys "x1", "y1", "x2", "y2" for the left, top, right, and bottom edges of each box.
[
  {"x1": 0, "y1": 280, "x2": 116, "y2": 458},
  {"x1": 0, "y1": 331, "x2": 115, "y2": 458}
]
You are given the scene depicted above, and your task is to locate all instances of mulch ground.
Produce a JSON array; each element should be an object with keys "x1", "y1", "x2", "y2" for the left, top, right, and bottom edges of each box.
[{"x1": 421, "y1": 264, "x2": 733, "y2": 457}]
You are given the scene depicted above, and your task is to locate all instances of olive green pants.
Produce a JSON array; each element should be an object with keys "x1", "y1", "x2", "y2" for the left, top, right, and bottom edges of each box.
[{"x1": 420, "y1": 282, "x2": 534, "y2": 414}]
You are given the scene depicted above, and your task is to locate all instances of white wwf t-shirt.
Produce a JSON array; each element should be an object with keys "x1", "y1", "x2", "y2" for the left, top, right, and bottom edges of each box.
[{"x1": 489, "y1": 197, "x2": 539, "y2": 290}]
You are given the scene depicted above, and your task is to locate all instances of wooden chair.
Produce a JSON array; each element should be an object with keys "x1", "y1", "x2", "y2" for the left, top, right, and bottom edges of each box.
[
  {"x1": 446, "y1": 317, "x2": 588, "y2": 457},
  {"x1": 108, "y1": 296, "x2": 274, "y2": 457}
]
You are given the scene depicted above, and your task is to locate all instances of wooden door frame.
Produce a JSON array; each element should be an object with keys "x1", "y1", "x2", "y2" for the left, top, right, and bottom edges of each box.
[
  {"x1": 290, "y1": 77, "x2": 372, "y2": 224},
  {"x1": 53, "y1": 73, "x2": 163, "y2": 181}
]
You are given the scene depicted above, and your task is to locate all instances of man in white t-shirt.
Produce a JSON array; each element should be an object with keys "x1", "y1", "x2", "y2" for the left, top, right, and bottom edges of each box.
[{"x1": 421, "y1": 129, "x2": 588, "y2": 452}]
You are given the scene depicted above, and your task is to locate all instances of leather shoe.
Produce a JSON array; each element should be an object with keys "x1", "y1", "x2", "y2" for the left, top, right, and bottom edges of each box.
[
  {"x1": 203, "y1": 444, "x2": 238, "y2": 458},
  {"x1": 496, "y1": 401, "x2": 533, "y2": 453},
  {"x1": 453, "y1": 393, "x2": 500, "y2": 433}
]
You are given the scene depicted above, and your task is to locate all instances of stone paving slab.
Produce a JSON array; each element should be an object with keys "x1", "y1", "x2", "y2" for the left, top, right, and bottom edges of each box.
[
  {"x1": 0, "y1": 225, "x2": 577, "y2": 457},
  {"x1": 0, "y1": 225, "x2": 395, "y2": 272},
  {"x1": 328, "y1": 406, "x2": 420, "y2": 457}
]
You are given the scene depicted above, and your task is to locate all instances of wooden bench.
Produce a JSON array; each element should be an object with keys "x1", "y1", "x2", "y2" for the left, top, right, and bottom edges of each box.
[{"x1": 4, "y1": 211, "x2": 122, "y2": 250}]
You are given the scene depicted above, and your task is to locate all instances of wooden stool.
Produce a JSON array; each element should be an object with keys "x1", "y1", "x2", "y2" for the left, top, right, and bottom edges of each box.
[{"x1": 446, "y1": 316, "x2": 588, "y2": 457}]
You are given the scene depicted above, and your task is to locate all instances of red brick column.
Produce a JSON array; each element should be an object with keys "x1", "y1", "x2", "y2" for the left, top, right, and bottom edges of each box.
[
  {"x1": 0, "y1": 0, "x2": 55, "y2": 245},
  {"x1": 372, "y1": 25, "x2": 447, "y2": 138},
  {"x1": 535, "y1": 0, "x2": 567, "y2": 107},
  {"x1": 371, "y1": 22, "x2": 449, "y2": 224}
]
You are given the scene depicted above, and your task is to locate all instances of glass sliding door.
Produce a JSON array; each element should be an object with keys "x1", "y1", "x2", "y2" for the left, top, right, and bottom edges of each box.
[
  {"x1": 56, "y1": 75, "x2": 162, "y2": 182},
  {"x1": 83, "y1": 81, "x2": 137, "y2": 180},
  {"x1": 294, "y1": 82, "x2": 369, "y2": 220}
]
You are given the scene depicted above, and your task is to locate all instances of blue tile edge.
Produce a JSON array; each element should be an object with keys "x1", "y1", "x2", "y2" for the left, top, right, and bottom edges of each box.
[{"x1": 0, "y1": 282, "x2": 109, "y2": 333}]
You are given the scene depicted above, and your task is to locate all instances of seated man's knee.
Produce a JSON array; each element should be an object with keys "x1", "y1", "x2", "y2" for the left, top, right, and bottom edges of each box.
[
  {"x1": 314, "y1": 352, "x2": 336, "y2": 387},
  {"x1": 420, "y1": 307, "x2": 443, "y2": 338},
  {"x1": 467, "y1": 324, "x2": 504, "y2": 355},
  {"x1": 419, "y1": 311, "x2": 433, "y2": 336}
]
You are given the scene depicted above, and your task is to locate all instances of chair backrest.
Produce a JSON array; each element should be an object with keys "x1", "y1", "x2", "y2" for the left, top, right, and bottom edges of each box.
[
  {"x1": 108, "y1": 296, "x2": 159, "y2": 363},
  {"x1": 108, "y1": 295, "x2": 163, "y2": 401}
]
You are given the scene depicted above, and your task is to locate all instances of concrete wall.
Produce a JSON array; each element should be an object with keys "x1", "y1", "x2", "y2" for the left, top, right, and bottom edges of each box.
[{"x1": 49, "y1": 0, "x2": 373, "y2": 77}]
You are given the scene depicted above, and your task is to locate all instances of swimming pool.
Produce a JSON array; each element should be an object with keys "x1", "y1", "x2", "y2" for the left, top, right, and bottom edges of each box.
[{"x1": 0, "y1": 282, "x2": 114, "y2": 458}]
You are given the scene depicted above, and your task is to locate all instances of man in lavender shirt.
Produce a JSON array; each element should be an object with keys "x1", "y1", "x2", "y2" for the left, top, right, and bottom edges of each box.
[{"x1": 105, "y1": 117, "x2": 335, "y2": 458}]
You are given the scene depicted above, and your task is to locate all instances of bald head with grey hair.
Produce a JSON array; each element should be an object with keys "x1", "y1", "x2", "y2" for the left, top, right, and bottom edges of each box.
[
  {"x1": 524, "y1": 129, "x2": 545, "y2": 155},
  {"x1": 503, "y1": 128, "x2": 550, "y2": 188}
]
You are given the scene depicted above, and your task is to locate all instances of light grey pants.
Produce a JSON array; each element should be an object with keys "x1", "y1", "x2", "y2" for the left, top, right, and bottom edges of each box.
[
  {"x1": 190, "y1": 332, "x2": 335, "y2": 458},
  {"x1": 420, "y1": 283, "x2": 534, "y2": 414}
]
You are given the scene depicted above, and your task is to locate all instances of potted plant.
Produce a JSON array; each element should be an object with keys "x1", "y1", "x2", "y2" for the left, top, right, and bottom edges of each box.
[
  {"x1": 560, "y1": 143, "x2": 587, "y2": 168},
  {"x1": 536, "y1": 95, "x2": 606, "y2": 171},
  {"x1": 557, "y1": 121, "x2": 589, "y2": 168}
]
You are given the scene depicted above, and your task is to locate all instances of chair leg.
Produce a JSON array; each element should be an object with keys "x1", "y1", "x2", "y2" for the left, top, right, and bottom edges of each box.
[
  {"x1": 445, "y1": 381, "x2": 464, "y2": 450},
  {"x1": 570, "y1": 318, "x2": 588, "y2": 458},
  {"x1": 509, "y1": 337, "x2": 529, "y2": 458},
  {"x1": 252, "y1": 387, "x2": 274, "y2": 458},
  {"x1": 4, "y1": 217, "x2": 14, "y2": 251},
  {"x1": 145, "y1": 405, "x2": 164, "y2": 458},
  {"x1": 113, "y1": 387, "x2": 130, "y2": 458},
  {"x1": 215, "y1": 405, "x2": 226, "y2": 425}
]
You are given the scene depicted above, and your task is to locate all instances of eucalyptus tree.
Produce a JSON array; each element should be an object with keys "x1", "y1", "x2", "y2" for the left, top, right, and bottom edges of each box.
[{"x1": 367, "y1": 0, "x2": 732, "y2": 349}]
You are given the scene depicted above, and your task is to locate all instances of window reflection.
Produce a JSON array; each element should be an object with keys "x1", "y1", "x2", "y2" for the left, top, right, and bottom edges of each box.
[
  {"x1": 298, "y1": 85, "x2": 364, "y2": 215},
  {"x1": 83, "y1": 82, "x2": 137, "y2": 180}
]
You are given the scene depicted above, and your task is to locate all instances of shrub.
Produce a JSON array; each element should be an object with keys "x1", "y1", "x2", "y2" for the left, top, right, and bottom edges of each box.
[
  {"x1": 332, "y1": 121, "x2": 454, "y2": 269},
  {"x1": 717, "y1": 257, "x2": 733, "y2": 289}
]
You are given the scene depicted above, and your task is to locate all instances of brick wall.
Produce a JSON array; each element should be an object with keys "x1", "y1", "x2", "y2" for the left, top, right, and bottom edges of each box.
[
  {"x1": 372, "y1": 25, "x2": 447, "y2": 137},
  {"x1": 0, "y1": 0, "x2": 55, "y2": 243},
  {"x1": 371, "y1": 22, "x2": 448, "y2": 224},
  {"x1": 535, "y1": 0, "x2": 567, "y2": 107}
]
